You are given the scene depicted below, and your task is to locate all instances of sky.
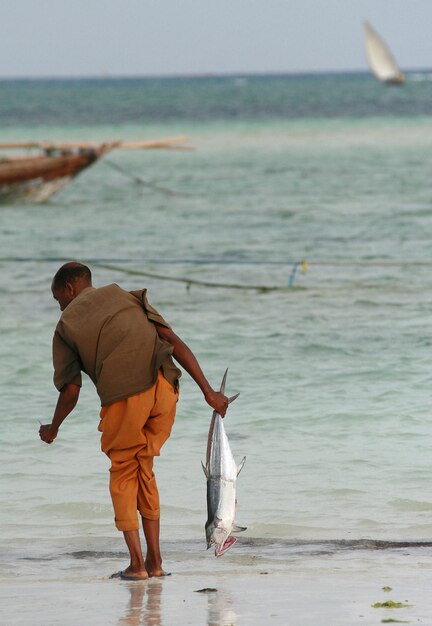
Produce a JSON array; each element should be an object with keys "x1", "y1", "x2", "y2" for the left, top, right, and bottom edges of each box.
[{"x1": 0, "y1": 0, "x2": 431, "y2": 79}]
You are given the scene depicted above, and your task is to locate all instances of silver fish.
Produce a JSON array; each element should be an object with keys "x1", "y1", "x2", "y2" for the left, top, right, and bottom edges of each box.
[{"x1": 202, "y1": 370, "x2": 246, "y2": 557}]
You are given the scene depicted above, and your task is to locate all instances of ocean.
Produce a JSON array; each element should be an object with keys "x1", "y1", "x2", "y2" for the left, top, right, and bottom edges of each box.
[{"x1": 2, "y1": 72, "x2": 432, "y2": 625}]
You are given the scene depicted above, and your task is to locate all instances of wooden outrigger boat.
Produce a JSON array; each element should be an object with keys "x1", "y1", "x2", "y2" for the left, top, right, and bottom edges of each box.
[{"x1": 0, "y1": 137, "x2": 193, "y2": 203}]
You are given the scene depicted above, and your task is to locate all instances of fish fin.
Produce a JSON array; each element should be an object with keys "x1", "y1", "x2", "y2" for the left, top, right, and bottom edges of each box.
[
  {"x1": 219, "y1": 368, "x2": 228, "y2": 394},
  {"x1": 228, "y1": 392, "x2": 240, "y2": 404},
  {"x1": 220, "y1": 371, "x2": 240, "y2": 404},
  {"x1": 201, "y1": 461, "x2": 209, "y2": 478},
  {"x1": 232, "y1": 524, "x2": 247, "y2": 533},
  {"x1": 237, "y1": 456, "x2": 246, "y2": 476}
]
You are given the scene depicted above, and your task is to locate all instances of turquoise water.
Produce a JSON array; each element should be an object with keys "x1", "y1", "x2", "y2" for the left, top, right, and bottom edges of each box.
[{"x1": 2, "y1": 74, "x2": 432, "y2": 607}]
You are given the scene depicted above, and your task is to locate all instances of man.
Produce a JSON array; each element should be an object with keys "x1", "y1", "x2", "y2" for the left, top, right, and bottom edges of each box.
[{"x1": 39, "y1": 262, "x2": 228, "y2": 581}]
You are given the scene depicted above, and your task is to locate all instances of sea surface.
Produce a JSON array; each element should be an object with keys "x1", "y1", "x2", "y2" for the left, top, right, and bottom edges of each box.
[{"x1": 2, "y1": 72, "x2": 432, "y2": 624}]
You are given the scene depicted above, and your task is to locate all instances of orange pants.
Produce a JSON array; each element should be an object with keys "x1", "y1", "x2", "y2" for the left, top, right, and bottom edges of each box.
[{"x1": 98, "y1": 371, "x2": 178, "y2": 532}]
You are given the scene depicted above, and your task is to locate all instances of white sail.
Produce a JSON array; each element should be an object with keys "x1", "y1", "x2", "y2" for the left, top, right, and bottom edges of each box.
[{"x1": 363, "y1": 21, "x2": 404, "y2": 84}]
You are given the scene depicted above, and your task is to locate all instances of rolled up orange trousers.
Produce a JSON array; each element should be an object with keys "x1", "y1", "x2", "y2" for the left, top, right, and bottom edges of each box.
[{"x1": 98, "y1": 371, "x2": 178, "y2": 531}]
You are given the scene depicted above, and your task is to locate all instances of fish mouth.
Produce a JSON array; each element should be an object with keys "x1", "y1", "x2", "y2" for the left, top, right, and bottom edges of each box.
[{"x1": 215, "y1": 535, "x2": 237, "y2": 557}]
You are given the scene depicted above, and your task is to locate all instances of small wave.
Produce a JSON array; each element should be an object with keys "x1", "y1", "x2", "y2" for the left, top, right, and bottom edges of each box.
[
  {"x1": 239, "y1": 537, "x2": 432, "y2": 552},
  {"x1": 22, "y1": 550, "x2": 124, "y2": 562},
  {"x1": 390, "y1": 498, "x2": 432, "y2": 512},
  {"x1": 22, "y1": 538, "x2": 432, "y2": 563},
  {"x1": 69, "y1": 550, "x2": 124, "y2": 560}
]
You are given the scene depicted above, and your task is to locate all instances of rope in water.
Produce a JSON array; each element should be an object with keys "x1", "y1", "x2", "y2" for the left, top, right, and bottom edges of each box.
[
  {"x1": 91, "y1": 262, "x2": 285, "y2": 292},
  {"x1": 1, "y1": 256, "x2": 432, "y2": 291}
]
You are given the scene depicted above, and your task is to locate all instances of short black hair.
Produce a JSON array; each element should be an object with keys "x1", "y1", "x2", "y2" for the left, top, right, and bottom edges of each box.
[{"x1": 52, "y1": 262, "x2": 92, "y2": 289}]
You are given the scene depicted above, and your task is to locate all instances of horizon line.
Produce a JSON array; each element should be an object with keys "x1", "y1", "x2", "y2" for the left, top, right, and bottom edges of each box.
[{"x1": 1, "y1": 66, "x2": 432, "y2": 82}]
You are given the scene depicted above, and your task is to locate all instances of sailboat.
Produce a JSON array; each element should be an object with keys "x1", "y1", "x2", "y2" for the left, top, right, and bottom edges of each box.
[{"x1": 363, "y1": 21, "x2": 405, "y2": 84}]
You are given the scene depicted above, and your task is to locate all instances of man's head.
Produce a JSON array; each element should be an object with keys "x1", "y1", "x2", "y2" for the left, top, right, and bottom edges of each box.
[{"x1": 52, "y1": 262, "x2": 92, "y2": 311}]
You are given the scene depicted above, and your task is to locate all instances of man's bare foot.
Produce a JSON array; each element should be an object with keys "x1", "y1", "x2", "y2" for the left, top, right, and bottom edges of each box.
[
  {"x1": 110, "y1": 566, "x2": 149, "y2": 581},
  {"x1": 145, "y1": 560, "x2": 171, "y2": 577}
]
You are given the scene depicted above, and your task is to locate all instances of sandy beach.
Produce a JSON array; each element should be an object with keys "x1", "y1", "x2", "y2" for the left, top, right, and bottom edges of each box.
[{"x1": 2, "y1": 539, "x2": 432, "y2": 625}]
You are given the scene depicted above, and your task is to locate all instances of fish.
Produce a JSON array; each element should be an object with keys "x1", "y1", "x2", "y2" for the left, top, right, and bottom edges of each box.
[{"x1": 202, "y1": 369, "x2": 246, "y2": 557}]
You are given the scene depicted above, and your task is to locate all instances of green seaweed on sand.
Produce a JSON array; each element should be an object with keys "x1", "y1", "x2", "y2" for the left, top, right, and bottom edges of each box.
[
  {"x1": 382, "y1": 586, "x2": 392, "y2": 592},
  {"x1": 372, "y1": 600, "x2": 410, "y2": 609}
]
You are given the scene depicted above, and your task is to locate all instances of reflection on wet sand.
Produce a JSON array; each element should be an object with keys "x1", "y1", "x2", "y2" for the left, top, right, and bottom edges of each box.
[
  {"x1": 206, "y1": 589, "x2": 237, "y2": 626},
  {"x1": 117, "y1": 579, "x2": 238, "y2": 626},
  {"x1": 118, "y1": 579, "x2": 162, "y2": 626}
]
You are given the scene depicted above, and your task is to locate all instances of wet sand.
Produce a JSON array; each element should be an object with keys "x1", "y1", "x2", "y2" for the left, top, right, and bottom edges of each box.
[{"x1": 2, "y1": 545, "x2": 432, "y2": 625}]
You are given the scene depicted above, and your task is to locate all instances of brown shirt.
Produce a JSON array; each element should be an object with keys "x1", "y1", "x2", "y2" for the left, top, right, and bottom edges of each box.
[{"x1": 52, "y1": 284, "x2": 181, "y2": 406}]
